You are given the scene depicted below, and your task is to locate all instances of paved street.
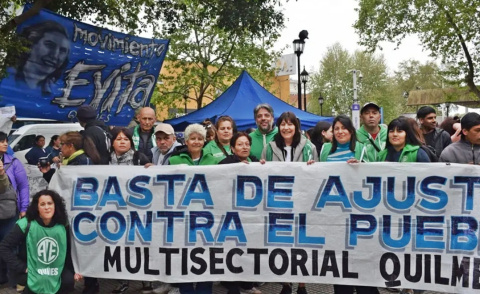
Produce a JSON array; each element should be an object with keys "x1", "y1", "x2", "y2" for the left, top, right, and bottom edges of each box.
[{"x1": 0, "y1": 279, "x2": 444, "y2": 294}]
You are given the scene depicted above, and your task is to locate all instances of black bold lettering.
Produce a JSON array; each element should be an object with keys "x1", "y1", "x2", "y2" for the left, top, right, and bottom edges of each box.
[
  {"x1": 159, "y1": 248, "x2": 180, "y2": 275},
  {"x1": 182, "y1": 248, "x2": 188, "y2": 275},
  {"x1": 291, "y1": 249, "x2": 309, "y2": 276},
  {"x1": 320, "y1": 250, "x2": 340, "y2": 277},
  {"x1": 144, "y1": 247, "x2": 159, "y2": 275},
  {"x1": 104, "y1": 246, "x2": 121, "y2": 272},
  {"x1": 125, "y1": 247, "x2": 141, "y2": 273},
  {"x1": 342, "y1": 251, "x2": 358, "y2": 279},
  {"x1": 473, "y1": 258, "x2": 480, "y2": 289},
  {"x1": 424, "y1": 254, "x2": 431, "y2": 283},
  {"x1": 450, "y1": 256, "x2": 469, "y2": 287},
  {"x1": 247, "y1": 249, "x2": 268, "y2": 275},
  {"x1": 434, "y1": 255, "x2": 449, "y2": 285},
  {"x1": 269, "y1": 249, "x2": 289, "y2": 275},
  {"x1": 380, "y1": 252, "x2": 401, "y2": 287},
  {"x1": 312, "y1": 250, "x2": 318, "y2": 276},
  {"x1": 210, "y1": 247, "x2": 224, "y2": 275},
  {"x1": 404, "y1": 254, "x2": 422, "y2": 283},
  {"x1": 190, "y1": 247, "x2": 207, "y2": 275},
  {"x1": 226, "y1": 248, "x2": 244, "y2": 274}
]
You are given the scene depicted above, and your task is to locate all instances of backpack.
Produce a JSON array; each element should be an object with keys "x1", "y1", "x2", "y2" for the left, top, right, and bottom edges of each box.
[
  {"x1": 95, "y1": 125, "x2": 112, "y2": 152},
  {"x1": 421, "y1": 145, "x2": 438, "y2": 162},
  {"x1": 0, "y1": 159, "x2": 18, "y2": 220}
]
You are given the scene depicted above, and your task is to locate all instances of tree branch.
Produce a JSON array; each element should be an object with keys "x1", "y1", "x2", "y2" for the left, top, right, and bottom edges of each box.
[
  {"x1": 431, "y1": 0, "x2": 480, "y2": 99},
  {"x1": 1, "y1": 0, "x2": 54, "y2": 34}
]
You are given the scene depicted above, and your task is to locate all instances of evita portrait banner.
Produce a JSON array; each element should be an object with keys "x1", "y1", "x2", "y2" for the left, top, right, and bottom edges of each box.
[{"x1": 0, "y1": 5, "x2": 169, "y2": 125}]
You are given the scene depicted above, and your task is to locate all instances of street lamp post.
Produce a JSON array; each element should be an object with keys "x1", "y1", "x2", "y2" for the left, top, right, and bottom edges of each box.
[
  {"x1": 293, "y1": 30, "x2": 308, "y2": 110},
  {"x1": 300, "y1": 67, "x2": 309, "y2": 111},
  {"x1": 349, "y1": 69, "x2": 363, "y2": 129},
  {"x1": 318, "y1": 94, "x2": 324, "y2": 116}
]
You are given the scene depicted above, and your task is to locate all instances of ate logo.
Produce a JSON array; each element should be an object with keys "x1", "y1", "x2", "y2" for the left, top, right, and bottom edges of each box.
[{"x1": 37, "y1": 237, "x2": 59, "y2": 265}]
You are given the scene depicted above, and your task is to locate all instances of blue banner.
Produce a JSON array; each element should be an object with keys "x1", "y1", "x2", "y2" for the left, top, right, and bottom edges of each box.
[{"x1": 0, "y1": 6, "x2": 169, "y2": 125}]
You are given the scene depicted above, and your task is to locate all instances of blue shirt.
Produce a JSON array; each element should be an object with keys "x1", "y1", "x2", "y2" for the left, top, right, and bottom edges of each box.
[{"x1": 326, "y1": 142, "x2": 355, "y2": 162}]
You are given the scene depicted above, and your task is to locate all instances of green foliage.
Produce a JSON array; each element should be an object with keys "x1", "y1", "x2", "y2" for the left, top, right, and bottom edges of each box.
[
  {"x1": 153, "y1": 0, "x2": 281, "y2": 115},
  {"x1": 308, "y1": 43, "x2": 401, "y2": 122},
  {"x1": 354, "y1": 0, "x2": 480, "y2": 99}
]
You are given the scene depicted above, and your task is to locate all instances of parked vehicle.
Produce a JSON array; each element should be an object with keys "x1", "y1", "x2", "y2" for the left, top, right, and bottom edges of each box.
[{"x1": 9, "y1": 123, "x2": 83, "y2": 163}]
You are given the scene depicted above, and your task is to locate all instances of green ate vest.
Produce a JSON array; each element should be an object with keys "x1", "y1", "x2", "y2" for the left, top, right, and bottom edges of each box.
[
  {"x1": 202, "y1": 140, "x2": 232, "y2": 161},
  {"x1": 18, "y1": 218, "x2": 67, "y2": 294}
]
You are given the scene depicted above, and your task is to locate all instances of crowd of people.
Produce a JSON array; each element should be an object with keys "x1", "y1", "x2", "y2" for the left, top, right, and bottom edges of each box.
[{"x1": 0, "y1": 102, "x2": 479, "y2": 294}]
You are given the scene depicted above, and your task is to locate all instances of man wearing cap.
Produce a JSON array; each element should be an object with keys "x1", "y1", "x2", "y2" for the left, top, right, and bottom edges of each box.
[
  {"x1": 249, "y1": 103, "x2": 278, "y2": 159},
  {"x1": 148, "y1": 123, "x2": 182, "y2": 166},
  {"x1": 356, "y1": 102, "x2": 387, "y2": 162},
  {"x1": 76, "y1": 104, "x2": 110, "y2": 165},
  {"x1": 130, "y1": 107, "x2": 157, "y2": 162},
  {"x1": 439, "y1": 112, "x2": 480, "y2": 164},
  {"x1": 417, "y1": 106, "x2": 451, "y2": 157}
]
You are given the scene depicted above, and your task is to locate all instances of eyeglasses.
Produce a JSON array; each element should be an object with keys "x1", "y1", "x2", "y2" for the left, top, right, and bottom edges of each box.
[{"x1": 60, "y1": 142, "x2": 70, "y2": 147}]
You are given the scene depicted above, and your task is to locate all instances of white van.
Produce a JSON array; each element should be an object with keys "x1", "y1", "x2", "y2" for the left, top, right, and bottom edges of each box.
[{"x1": 8, "y1": 123, "x2": 84, "y2": 164}]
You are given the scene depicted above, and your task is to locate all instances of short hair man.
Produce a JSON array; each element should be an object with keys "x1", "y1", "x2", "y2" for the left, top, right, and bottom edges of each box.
[
  {"x1": 130, "y1": 107, "x2": 156, "y2": 161},
  {"x1": 76, "y1": 105, "x2": 110, "y2": 164},
  {"x1": 356, "y1": 102, "x2": 387, "y2": 162},
  {"x1": 439, "y1": 112, "x2": 480, "y2": 164},
  {"x1": 149, "y1": 123, "x2": 182, "y2": 165},
  {"x1": 417, "y1": 106, "x2": 451, "y2": 157},
  {"x1": 249, "y1": 103, "x2": 278, "y2": 159}
]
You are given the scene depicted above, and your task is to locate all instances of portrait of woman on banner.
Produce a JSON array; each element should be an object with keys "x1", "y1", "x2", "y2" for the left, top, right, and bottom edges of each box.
[{"x1": 5, "y1": 20, "x2": 70, "y2": 96}]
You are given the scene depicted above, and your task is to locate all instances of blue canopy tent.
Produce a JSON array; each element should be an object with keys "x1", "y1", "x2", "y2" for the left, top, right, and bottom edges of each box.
[{"x1": 165, "y1": 71, "x2": 332, "y2": 131}]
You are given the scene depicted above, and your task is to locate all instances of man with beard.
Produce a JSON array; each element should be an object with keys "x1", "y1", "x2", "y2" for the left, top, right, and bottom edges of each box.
[
  {"x1": 356, "y1": 102, "x2": 387, "y2": 162},
  {"x1": 417, "y1": 106, "x2": 451, "y2": 157},
  {"x1": 249, "y1": 103, "x2": 278, "y2": 159}
]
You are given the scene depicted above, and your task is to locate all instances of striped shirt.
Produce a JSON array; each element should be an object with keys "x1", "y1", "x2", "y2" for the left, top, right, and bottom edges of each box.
[{"x1": 326, "y1": 142, "x2": 355, "y2": 162}]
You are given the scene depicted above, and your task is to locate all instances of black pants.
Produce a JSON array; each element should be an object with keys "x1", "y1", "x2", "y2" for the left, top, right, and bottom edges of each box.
[{"x1": 18, "y1": 266, "x2": 75, "y2": 294}]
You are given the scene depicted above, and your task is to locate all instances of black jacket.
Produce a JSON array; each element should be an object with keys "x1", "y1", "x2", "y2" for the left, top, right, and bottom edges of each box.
[
  {"x1": 218, "y1": 154, "x2": 259, "y2": 164},
  {"x1": 83, "y1": 120, "x2": 110, "y2": 164}
]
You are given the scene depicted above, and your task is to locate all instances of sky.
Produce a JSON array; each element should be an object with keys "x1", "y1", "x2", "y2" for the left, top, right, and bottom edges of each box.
[{"x1": 274, "y1": 0, "x2": 434, "y2": 75}]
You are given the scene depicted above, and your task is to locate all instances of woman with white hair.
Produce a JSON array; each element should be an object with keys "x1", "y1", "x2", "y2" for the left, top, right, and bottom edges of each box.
[
  {"x1": 169, "y1": 123, "x2": 218, "y2": 165},
  {"x1": 169, "y1": 123, "x2": 218, "y2": 293}
]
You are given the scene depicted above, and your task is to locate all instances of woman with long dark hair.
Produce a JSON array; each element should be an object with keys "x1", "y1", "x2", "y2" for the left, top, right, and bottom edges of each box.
[
  {"x1": 310, "y1": 121, "x2": 332, "y2": 157},
  {"x1": 319, "y1": 115, "x2": 365, "y2": 162},
  {"x1": 203, "y1": 116, "x2": 236, "y2": 160},
  {"x1": 261, "y1": 112, "x2": 317, "y2": 163},
  {"x1": 0, "y1": 189, "x2": 80, "y2": 293},
  {"x1": 377, "y1": 117, "x2": 430, "y2": 162}
]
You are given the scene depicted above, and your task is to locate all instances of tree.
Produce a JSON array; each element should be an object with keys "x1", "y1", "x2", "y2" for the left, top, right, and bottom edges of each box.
[
  {"x1": 354, "y1": 0, "x2": 480, "y2": 100},
  {"x1": 308, "y1": 43, "x2": 402, "y2": 122},
  {"x1": 153, "y1": 0, "x2": 281, "y2": 115}
]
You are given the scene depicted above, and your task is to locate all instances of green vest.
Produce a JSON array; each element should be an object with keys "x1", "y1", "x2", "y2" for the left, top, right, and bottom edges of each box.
[
  {"x1": 202, "y1": 140, "x2": 232, "y2": 161},
  {"x1": 249, "y1": 127, "x2": 278, "y2": 159},
  {"x1": 377, "y1": 144, "x2": 419, "y2": 162},
  {"x1": 356, "y1": 125, "x2": 388, "y2": 162},
  {"x1": 169, "y1": 151, "x2": 219, "y2": 165},
  {"x1": 18, "y1": 218, "x2": 67, "y2": 294},
  {"x1": 319, "y1": 142, "x2": 365, "y2": 162}
]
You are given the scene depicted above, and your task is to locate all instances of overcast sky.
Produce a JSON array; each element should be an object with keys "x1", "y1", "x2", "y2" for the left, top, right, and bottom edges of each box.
[{"x1": 274, "y1": 0, "x2": 434, "y2": 75}]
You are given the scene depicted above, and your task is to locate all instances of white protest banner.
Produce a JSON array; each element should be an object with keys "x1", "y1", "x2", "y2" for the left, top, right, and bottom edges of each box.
[{"x1": 49, "y1": 162, "x2": 480, "y2": 293}]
